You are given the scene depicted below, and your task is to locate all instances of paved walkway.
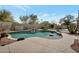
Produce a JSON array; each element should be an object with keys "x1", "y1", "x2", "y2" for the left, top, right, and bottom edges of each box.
[{"x1": 0, "y1": 33, "x2": 76, "y2": 53}]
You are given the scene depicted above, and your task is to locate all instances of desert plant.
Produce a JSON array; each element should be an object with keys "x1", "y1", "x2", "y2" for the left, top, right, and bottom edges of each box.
[{"x1": 59, "y1": 15, "x2": 77, "y2": 34}]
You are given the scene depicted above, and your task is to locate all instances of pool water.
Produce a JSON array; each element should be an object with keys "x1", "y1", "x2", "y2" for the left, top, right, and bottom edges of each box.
[{"x1": 9, "y1": 31, "x2": 61, "y2": 39}]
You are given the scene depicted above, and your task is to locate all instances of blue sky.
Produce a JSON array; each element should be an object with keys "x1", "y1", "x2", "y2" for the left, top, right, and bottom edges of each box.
[{"x1": 0, "y1": 5, "x2": 79, "y2": 23}]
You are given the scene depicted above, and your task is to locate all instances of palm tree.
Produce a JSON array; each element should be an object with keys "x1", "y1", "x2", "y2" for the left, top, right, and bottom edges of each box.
[
  {"x1": 29, "y1": 14, "x2": 39, "y2": 30},
  {"x1": 0, "y1": 9, "x2": 14, "y2": 22},
  {"x1": 59, "y1": 15, "x2": 77, "y2": 34},
  {"x1": 19, "y1": 14, "x2": 38, "y2": 29},
  {"x1": 20, "y1": 14, "x2": 38, "y2": 25},
  {"x1": 77, "y1": 10, "x2": 79, "y2": 32},
  {"x1": 20, "y1": 15, "x2": 29, "y2": 23},
  {"x1": 20, "y1": 15, "x2": 30, "y2": 30},
  {"x1": 0, "y1": 9, "x2": 14, "y2": 32},
  {"x1": 29, "y1": 14, "x2": 38, "y2": 25}
]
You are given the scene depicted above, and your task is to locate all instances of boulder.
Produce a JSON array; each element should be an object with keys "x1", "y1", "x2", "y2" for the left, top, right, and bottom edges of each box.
[{"x1": 71, "y1": 39, "x2": 79, "y2": 52}]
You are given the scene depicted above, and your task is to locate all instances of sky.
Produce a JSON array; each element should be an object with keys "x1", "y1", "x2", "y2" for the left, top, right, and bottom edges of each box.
[{"x1": 0, "y1": 5, "x2": 79, "y2": 24}]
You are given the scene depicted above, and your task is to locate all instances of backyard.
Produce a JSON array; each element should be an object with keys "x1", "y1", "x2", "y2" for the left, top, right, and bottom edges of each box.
[{"x1": 0, "y1": 5, "x2": 79, "y2": 53}]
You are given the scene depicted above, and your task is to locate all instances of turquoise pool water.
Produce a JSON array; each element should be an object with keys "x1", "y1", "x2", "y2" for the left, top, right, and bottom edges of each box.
[{"x1": 9, "y1": 31, "x2": 60, "y2": 39}]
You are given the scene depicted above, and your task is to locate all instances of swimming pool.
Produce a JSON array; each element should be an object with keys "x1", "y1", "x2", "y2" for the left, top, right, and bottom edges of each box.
[{"x1": 9, "y1": 31, "x2": 62, "y2": 39}]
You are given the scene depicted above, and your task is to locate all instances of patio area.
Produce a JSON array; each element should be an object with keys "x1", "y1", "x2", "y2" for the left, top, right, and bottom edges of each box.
[{"x1": 0, "y1": 33, "x2": 76, "y2": 53}]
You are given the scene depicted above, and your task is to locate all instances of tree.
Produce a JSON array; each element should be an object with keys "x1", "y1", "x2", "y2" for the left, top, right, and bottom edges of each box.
[
  {"x1": 19, "y1": 14, "x2": 39, "y2": 29},
  {"x1": 40, "y1": 21, "x2": 50, "y2": 29},
  {"x1": 76, "y1": 10, "x2": 79, "y2": 32},
  {"x1": 0, "y1": 9, "x2": 14, "y2": 22},
  {"x1": 20, "y1": 14, "x2": 38, "y2": 25},
  {"x1": 29, "y1": 14, "x2": 38, "y2": 25},
  {"x1": 49, "y1": 23, "x2": 58, "y2": 29},
  {"x1": 50, "y1": 24, "x2": 54, "y2": 29},
  {"x1": 59, "y1": 15, "x2": 77, "y2": 34},
  {"x1": 20, "y1": 15, "x2": 29, "y2": 23}
]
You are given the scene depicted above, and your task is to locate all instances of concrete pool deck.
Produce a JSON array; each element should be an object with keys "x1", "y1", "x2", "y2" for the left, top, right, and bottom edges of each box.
[{"x1": 0, "y1": 33, "x2": 77, "y2": 53}]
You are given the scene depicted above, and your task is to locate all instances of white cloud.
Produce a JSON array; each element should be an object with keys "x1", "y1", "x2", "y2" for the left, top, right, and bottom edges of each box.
[
  {"x1": 15, "y1": 12, "x2": 78, "y2": 24},
  {"x1": 14, "y1": 17, "x2": 21, "y2": 23},
  {"x1": 36, "y1": 12, "x2": 72, "y2": 24},
  {"x1": 71, "y1": 12, "x2": 78, "y2": 18},
  {"x1": 37, "y1": 13, "x2": 63, "y2": 23},
  {"x1": 12, "y1": 8, "x2": 78, "y2": 24},
  {"x1": 42, "y1": 13, "x2": 49, "y2": 17},
  {"x1": 12, "y1": 5, "x2": 31, "y2": 12}
]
